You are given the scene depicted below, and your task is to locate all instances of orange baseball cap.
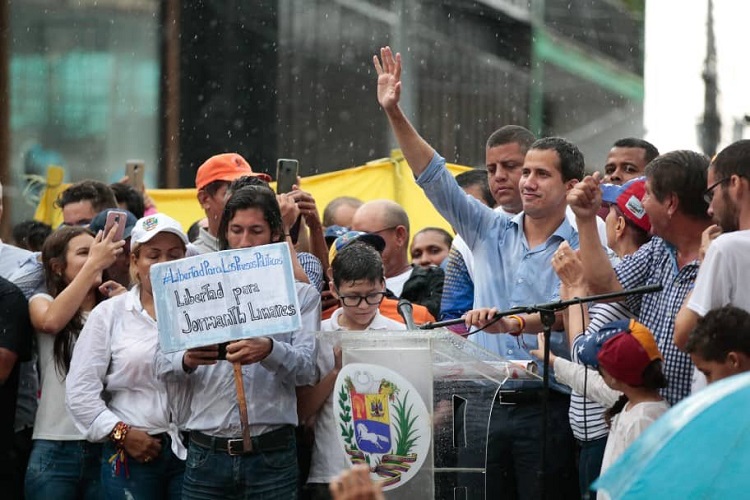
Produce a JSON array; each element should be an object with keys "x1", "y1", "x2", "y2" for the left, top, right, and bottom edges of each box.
[{"x1": 195, "y1": 153, "x2": 271, "y2": 190}]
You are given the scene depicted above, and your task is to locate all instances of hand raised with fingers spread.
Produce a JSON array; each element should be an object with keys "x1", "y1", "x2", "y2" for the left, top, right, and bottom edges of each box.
[{"x1": 373, "y1": 46, "x2": 402, "y2": 112}]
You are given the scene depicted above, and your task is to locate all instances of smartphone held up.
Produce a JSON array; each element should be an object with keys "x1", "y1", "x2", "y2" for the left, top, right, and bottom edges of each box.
[
  {"x1": 276, "y1": 159, "x2": 299, "y2": 194},
  {"x1": 126, "y1": 160, "x2": 146, "y2": 192},
  {"x1": 103, "y1": 210, "x2": 128, "y2": 242}
]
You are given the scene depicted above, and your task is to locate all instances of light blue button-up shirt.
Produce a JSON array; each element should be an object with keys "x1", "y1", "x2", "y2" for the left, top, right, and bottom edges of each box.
[
  {"x1": 417, "y1": 152, "x2": 579, "y2": 391},
  {"x1": 158, "y1": 281, "x2": 320, "y2": 437}
]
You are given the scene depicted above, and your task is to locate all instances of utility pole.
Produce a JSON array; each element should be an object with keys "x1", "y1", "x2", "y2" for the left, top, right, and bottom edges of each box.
[
  {"x1": 393, "y1": 0, "x2": 419, "y2": 137},
  {"x1": 699, "y1": 0, "x2": 720, "y2": 157},
  {"x1": 161, "y1": 0, "x2": 181, "y2": 188}
]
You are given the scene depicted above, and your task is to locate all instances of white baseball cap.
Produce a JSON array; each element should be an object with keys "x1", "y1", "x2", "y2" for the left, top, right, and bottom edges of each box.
[{"x1": 131, "y1": 213, "x2": 189, "y2": 248}]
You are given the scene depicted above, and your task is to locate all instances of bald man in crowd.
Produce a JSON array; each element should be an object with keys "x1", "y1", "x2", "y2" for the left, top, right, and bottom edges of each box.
[{"x1": 351, "y1": 199, "x2": 443, "y2": 318}]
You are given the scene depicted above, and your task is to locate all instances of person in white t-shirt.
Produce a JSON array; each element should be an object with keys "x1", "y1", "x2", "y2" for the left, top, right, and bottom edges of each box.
[
  {"x1": 66, "y1": 214, "x2": 189, "y2": 499},
  {"x1": 300, "y1": 242, "x2": 405, "y2": 498},
  {"x1": 25, "y1": 225, "x2": 124, "y2": 500},
  {"x1": 576, "y1": 320, "x2": 669, "y2": 499},
  {"x1": 675, "y1": 140, "x2": 750, "y2": 350}
]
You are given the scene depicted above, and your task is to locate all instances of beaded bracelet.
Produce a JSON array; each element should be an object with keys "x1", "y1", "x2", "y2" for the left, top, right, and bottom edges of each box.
[{"x1": 109, "y1": 421, "x2": 130, "y2": 448}]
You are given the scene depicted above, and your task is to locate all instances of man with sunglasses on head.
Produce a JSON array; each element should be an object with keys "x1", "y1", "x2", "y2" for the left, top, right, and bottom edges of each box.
[{"x1": 674, "y1": 140, "x2": 750, "y2": 359}]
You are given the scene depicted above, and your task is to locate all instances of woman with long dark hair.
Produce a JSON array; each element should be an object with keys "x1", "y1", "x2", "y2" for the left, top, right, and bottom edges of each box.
[{"x1": 25, "y1": 225, "x2": 124, "y2": 499}]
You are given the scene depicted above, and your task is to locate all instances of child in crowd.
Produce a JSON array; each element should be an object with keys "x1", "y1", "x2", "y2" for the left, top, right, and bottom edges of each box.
[
  {"x1": 578, "y1": 319, "x2": 669, "y2": 497},
  {"x1": 300, "y1": 242, "x2": 405, "y2": 499},
  {"x1": 686, "y1": 305, "x2": 750, "y2": 384}
]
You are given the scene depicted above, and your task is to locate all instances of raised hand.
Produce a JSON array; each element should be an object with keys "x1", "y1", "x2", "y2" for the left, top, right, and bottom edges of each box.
[
  {"x1": 373, "y1": 46, "x2": 402, "y2": 112},
  {"x1": 292, "y1": 189, "x2": 323, "y2": 229},
  {"x1": 83, "y1": 227, "x2": 126, "y2": 284},
  {"x1": 277, "y1": 192, "x2": 301, "y2": 233},
  {"x1": 551, "y1": 242, "x2": 585, "y2": 290},
  {"x1": 567, "y1": 172, "x2": 603, "y2": 220}
]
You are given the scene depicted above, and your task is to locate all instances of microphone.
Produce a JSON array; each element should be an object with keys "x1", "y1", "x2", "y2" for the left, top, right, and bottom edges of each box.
[{"x1": 397, "y1": 299, "x2": 417, "y2": 330}]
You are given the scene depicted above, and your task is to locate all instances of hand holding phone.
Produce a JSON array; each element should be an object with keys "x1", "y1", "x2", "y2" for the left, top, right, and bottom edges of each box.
[
  {"x1": 104, "y1": 210, "x2": 128, "y2": 242},
  {"x1": 276, "y1": 159, "x2": 299, "y2": 194},
  {"x1": 126, "y1": 160, "x2": 146, "y2": 192}
]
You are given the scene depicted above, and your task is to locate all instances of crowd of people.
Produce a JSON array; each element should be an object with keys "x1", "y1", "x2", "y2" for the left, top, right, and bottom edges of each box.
[{"x1": 0, "y1": 44, "x2": 748, "y2": 500}]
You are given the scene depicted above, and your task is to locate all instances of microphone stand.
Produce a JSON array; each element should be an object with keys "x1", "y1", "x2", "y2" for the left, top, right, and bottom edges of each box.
[{"x1": 420, "y1": 283, "x2": 662, "y2": 498}]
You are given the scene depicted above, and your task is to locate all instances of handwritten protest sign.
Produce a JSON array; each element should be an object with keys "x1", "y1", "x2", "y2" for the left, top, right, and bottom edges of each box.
[{"x1": 151, "y1": 243, "x2": 301, "y2": 353}]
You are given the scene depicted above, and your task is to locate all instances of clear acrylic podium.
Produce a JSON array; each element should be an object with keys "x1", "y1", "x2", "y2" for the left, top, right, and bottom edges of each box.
[{"x1": 320, "y1": 329, "x2": 541, "y2": 499}]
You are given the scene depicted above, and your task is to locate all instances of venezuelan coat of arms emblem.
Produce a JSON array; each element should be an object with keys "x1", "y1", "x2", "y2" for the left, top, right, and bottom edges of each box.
[{"x1": 334, "y1": 363, "x2": 431, "y2": 491}]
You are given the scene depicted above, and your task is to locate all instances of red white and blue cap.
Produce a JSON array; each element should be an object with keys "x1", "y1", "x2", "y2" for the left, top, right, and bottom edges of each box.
[{"x1": 600, "y1": 177, "x2": 651, "y2": 232}]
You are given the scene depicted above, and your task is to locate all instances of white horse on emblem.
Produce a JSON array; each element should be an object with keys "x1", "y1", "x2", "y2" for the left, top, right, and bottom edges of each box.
[{"x1": 356, "y1": 423, "x2": 389, "y2": 449}]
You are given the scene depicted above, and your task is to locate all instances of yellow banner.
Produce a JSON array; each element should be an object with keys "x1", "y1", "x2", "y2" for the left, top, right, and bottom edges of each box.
[{"x1": 35, "y1": 150, "x2": 472, "y2": 236}]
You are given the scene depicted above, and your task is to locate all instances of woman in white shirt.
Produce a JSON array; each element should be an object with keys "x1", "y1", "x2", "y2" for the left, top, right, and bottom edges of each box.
[
  {"x1": 161, "y1": 185, "x2": 319, "y2": 499},
  {"x1": 66, "y1": 214, "x2": 189, "y2": 499},
  {"x1": 25, "y1": 225, "x2": 124, "y2": 500}
]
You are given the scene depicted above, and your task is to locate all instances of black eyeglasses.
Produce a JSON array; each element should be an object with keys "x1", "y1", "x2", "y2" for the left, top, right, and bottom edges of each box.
[
  {"x1": 337, "y1": 291, "x2": 386, "y2": 307},
  {"x1": 703, "y1": 177, "x2": 730, "y2": 204}
]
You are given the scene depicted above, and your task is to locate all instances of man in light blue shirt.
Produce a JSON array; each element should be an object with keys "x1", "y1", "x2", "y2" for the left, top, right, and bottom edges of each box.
[{"x1": 374, "y1": 46, "x2": 581, "y2": 499}]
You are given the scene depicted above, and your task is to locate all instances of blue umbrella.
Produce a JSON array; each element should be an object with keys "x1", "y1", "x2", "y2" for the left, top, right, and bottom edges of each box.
[{"x1": 595, "y1": 371, "x2": 750, "y2": 499}]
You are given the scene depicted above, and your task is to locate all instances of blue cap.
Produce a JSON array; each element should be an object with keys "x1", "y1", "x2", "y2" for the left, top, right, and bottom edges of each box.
[
  {"x1": 601, "y1": 176, "x2": 646, "y2": 205},
  {"x1": 324, "y1": 224, "x2": 349, "y2": 244},
  {"x1": 89, "y1": 209, "x2": 138, "y2": 240},
  {"x1": 576, "y1": 319, "x2": 632, "y2": 368},
  {"x1": 333, "y1": 230, "x2": 386, "y2": 253}
]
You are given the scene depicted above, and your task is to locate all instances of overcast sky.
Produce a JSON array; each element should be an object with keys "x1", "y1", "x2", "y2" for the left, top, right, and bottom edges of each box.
[{"x1": 645, "y1": 0, "x2": 750, "y2": 153}]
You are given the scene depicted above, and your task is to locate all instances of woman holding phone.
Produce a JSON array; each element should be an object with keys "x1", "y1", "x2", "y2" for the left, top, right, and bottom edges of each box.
[
  {"x1": 66, "y1": 214, "x2": 190, "y2": 499},
  {"x1": 25, "y1": 225, "x2": 124, "y2": 500},
  {"x1": 160, "y1": 185, "x2": 320, "y2": 499}
]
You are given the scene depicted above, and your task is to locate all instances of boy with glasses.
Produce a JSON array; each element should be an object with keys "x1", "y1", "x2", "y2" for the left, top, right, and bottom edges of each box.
[{"x1": 299, "y1": 242, "x2": 405, "y2": 499}]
